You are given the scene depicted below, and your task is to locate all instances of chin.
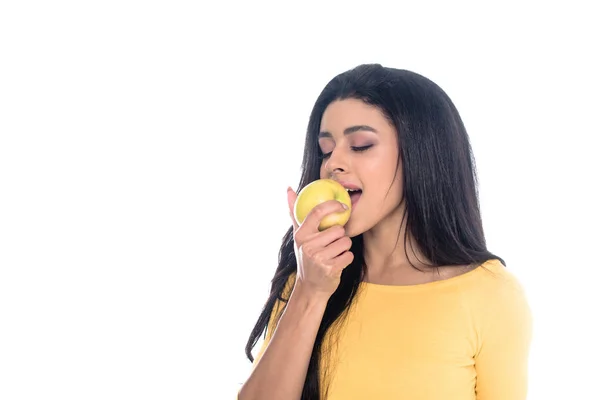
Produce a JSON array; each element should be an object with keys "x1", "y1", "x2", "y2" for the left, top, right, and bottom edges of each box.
[
  {"x1": 345, "y1": 210, "x2": 383, "y2": 238},
  {"x1": 346, "y1": 230, "x2": 361, "y2": 239},
  {"x1": 344, "y1": 220, "x2": 366, "y2": 238}
]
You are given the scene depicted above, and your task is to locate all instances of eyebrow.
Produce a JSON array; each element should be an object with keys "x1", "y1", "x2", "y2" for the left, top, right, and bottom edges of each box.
[{"x1": 318, "y1": 125, "x2": 378, "y2": 139}]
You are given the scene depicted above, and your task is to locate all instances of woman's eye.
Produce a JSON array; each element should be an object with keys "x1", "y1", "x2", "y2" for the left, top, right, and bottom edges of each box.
[
  {"x1": 351, "y1": 145, "x2": 373, "y2": 152},
  {"x1": 321, "y1": 145, "x2": 372, "y2": 159}
]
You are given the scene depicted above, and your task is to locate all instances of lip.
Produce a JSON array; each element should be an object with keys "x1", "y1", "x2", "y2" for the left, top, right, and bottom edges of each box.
[{"x1": 335, "y1": 180, "x2": 362, "y2": 191}]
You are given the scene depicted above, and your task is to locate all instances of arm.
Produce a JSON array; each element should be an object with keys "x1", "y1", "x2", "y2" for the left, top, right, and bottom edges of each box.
[
  {"x1": 239, "y1": 193, "x2": 352, "y2": 399},
  {"x1": 238, "y1": 282, "x2": 328, "y2": 400},
  {"x1": 474, "y1": 279, "x2": 533, "y2": 399}
]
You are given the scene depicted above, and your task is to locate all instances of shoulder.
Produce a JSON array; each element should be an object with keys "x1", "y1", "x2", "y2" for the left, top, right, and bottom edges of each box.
[
  {"x1": 469, "y1": 261, "x2": 533, "y2": 398},
  {"x1": 464, "y1": 259, "x2": 533, "y2": 334},
  {"x1": 281, "y1": 272, "x2": 297, "y2": 300},
  {"x1": 271, "y1": 272, "x2": 297, "y2": 316},
  {"x1": 264, "y1": 272, "x2": 297, "y2": 341},
  {"x1": 471, "y1": 259, "x2": 528, "y2": 298}
]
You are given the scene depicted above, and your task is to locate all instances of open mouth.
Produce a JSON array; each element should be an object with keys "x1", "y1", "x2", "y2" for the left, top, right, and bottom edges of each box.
[{"x1": 346, "y1": 188, "x2": 362, "y2": 207}]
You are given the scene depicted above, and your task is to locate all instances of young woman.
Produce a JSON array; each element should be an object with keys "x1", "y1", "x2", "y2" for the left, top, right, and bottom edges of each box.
[{"x1": 238, "y1": 64, "x2": 532, "y2": 400}]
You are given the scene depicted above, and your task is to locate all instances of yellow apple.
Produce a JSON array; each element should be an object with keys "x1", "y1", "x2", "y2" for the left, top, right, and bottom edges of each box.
[{"x1": 293, "y1": 179, "x2": 352, "y2": 231}]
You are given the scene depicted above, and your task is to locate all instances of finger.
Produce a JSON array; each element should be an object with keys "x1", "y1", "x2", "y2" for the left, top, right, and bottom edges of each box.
[
  {"x1": 317, "y1": 235, "x2": 353, "y2": 261},
  {"x1": 296, "y1": 224, "x2": 345, "y2": 248},
  {"x1": 331, "y1": 251, "x2": 355, "y2": 274},
  {"x1": 301, "y1": 200, "x2": 349, "y2": 233},
  {"x1": 287, "y1": 187, "x2": 299, "y2": 230}
]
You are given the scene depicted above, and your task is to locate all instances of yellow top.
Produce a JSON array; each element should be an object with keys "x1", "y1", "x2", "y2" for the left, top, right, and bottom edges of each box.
[{"x1": 250, "y1": 259, "x2": 532, "y2": 399}]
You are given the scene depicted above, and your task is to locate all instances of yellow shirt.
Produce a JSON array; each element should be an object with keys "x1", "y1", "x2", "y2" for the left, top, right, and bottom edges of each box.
[{"x1": 251, "y1": 259, "x2": 532, "y2": 399}]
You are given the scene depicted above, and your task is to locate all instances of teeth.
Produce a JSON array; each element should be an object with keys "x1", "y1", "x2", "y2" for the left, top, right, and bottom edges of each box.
[{"x1": 346, "y1": 188, "x2": 360, "y2": 193}]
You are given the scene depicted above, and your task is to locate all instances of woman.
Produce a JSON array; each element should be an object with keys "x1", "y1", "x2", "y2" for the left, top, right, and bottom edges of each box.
[{"x1": 238, "y1": 64, "x2": 532, "y2": 400}]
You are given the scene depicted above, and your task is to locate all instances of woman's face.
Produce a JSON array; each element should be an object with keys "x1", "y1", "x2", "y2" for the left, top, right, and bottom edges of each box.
[{"x1": 318, "y1": 98, "x2": 404, "y2": 237}]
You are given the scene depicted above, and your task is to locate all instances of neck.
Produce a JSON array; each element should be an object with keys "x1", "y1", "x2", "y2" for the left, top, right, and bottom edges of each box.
[{"x1": 361, "y1": 204, "x2": 430, "y2": 277}]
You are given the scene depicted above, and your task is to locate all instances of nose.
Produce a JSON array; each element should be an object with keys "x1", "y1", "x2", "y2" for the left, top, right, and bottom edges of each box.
[{"x1": 324, "y1": 147, "x2": 349, "y2": 176}]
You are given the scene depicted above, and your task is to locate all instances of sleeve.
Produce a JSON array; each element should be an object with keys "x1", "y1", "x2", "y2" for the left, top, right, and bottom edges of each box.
[
  {"x1": 251, "y1": 273, "x2": 297, "y2": 368},
  {"x1": 474, "y1": 277, "x2": 533, "y2": 400}
]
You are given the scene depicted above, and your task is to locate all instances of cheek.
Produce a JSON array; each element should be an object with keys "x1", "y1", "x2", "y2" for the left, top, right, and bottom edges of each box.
[
  {"x1": 365, "y1": 155, "x2": 402, "y2": 196},
  {"x1": 365, "y1": 154, "x2": 395, "y2": 179},
  {"x1": 319, "y1": 163, "x2": 328, "y2": 178}
]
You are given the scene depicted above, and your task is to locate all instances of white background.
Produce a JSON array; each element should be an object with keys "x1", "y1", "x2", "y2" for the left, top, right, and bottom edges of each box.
[{"x1": 1, "y1": 1, "x2": 598, "y2": 399}]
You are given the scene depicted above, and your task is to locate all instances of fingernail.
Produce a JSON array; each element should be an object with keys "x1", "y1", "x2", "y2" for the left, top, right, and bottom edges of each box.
[{"x1": 341, "y1": 203, "x2": 349, "y2": 210}]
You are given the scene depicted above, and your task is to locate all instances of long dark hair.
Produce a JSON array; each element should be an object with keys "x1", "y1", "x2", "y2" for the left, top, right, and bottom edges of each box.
[{"x1": 245, "y1": 64, "x2": 504, "y2": 399}]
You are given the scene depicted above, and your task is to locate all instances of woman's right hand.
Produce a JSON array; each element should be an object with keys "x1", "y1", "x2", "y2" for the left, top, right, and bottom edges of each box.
[{"x1": 286, "y1": 187, "x2": 355, "y2": 300}]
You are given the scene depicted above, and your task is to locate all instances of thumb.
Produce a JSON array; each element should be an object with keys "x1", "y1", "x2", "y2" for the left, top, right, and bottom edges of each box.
[{"x1": 287, "y1": 187, "x2": 299, "y2": 230}]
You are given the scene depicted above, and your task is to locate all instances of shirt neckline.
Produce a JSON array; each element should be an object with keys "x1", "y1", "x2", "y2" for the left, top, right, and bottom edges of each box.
[{"x1": 358, "y1": 259, "x2": 498, "y2": 293}]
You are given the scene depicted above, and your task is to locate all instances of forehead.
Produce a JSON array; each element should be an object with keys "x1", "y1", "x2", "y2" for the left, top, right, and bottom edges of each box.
[{"x1": 320, "y1": 98, "x2": 390, "y2": 131}]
